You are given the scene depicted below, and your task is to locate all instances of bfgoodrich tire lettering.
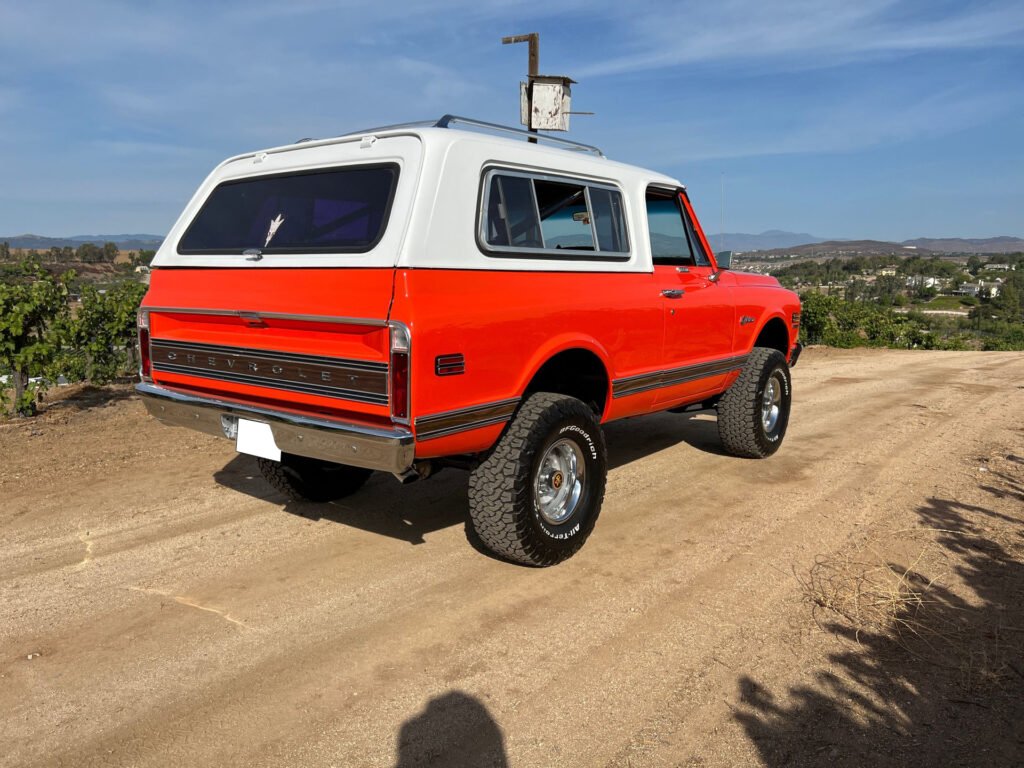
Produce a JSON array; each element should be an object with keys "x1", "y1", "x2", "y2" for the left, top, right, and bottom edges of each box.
[
  {"x1": 257, "y1": 453, "x2": 372, "y2": 502},
  {"x1": 717, "y1": 347, "x2": 792, "y2": 458},
  {"x1": 468, "y1": 392, "x2": 607, "y2": 566}
]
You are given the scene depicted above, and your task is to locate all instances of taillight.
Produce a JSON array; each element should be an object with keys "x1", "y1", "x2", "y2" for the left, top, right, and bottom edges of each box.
[
  {"x1": 137, "y1": 309, "x2": 152, "y2": 381},
  {"x1": 389, "y1": 322, "x2": 410, "y2": 423}
]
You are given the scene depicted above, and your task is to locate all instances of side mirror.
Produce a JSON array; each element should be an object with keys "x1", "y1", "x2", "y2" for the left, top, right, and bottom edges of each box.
[{"x1": 715, "y1": 251, "x2": 732, "y2": 269}]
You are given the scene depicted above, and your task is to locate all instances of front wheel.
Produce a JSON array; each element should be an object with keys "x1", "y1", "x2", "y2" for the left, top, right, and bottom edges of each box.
[
  {"x1": 717, "y1": 347, "x2": 792, "y2": 458},
  {"x1": 468, "y1": 393, "x2": 607, "y2": 566}
]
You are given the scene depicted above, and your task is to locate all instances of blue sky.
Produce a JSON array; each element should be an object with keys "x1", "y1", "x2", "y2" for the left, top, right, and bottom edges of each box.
[{"x1": 1, "y1": 0, "x2": 1021, "y2": 240}]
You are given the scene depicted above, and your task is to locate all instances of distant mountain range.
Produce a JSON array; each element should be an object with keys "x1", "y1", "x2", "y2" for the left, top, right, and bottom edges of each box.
[
  {"x1": 708, "y1": 230, "x2": 828, "y2": 252},
  {"x1": 899, "y1": 236, "x2": 1024, "y2": 254},
  {"x1": 1, "y1": 234, "x2": 163, "y2": 250},
  {"x1": 709, "y1": 231, "x2": 1024, "y2": 255}
]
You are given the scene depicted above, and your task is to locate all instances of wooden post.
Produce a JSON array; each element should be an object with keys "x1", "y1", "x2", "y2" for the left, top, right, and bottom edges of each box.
[{"x1": 502, "y1": 33, "x2": 540, "y2": 142}]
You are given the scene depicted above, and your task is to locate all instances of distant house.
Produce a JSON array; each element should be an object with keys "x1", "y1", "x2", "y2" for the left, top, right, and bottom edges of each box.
[
  {"x1": 986, "y1": 263, "x2": 1012, "y2": 271},
  {"x1": 955, "y1": 283, "x2": 980, "y2": 297},
  {"x1": 879, "y1": 266, "x2": 897, "y2": 277},
  {"x1": 957, "y1": 281, "x2": 1002, "y2": 298},
  {"x1": 980, "y1": 281, "x2": 1002, "y2": 298}
]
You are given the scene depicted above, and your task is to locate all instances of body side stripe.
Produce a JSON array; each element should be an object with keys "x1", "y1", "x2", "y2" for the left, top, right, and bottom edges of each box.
[
  {"x1": 611, "y1": 354, "x2": 748, "y2": 399},
  {"x1": 415, "y1": 398, "x2": 520, "y2": 440}
]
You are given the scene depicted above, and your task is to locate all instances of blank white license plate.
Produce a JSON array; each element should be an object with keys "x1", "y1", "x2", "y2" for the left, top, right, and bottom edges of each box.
[{"x1": 236, "y1": 419, "x2": 282, "y2": 461}]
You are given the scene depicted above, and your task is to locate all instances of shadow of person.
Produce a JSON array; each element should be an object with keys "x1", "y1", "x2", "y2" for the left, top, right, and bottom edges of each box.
[{"x1": 395, "y1": 691, "x2": 508, "y2": 768}]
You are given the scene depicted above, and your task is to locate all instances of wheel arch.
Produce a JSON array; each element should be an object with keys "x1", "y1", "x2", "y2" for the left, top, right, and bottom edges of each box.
[
  {"x1": 518, "y1": 338, "x2": 613, "y2": 421},
  {"x1": 751, "y1": 315, "x2": 791, "y2": 358}
]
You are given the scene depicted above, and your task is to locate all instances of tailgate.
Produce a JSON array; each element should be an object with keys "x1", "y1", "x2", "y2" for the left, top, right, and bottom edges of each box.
[{"x1": 142, "y1": 267, "x2": 396, "y2": 422}]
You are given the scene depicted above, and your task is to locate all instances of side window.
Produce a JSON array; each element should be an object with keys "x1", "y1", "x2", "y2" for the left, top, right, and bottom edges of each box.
[
  {"x1": 645, "y1": 191, "x2": 695, "y2": 266},
  {"x1": 485, "y1": 175, "x2": 543, "y2": 248},
  {"x1": 481, "y1": 170, "x2": 629, "y2": 258},
  {"x1": 682, "y1": 205, "x2": 712, "y2": 267},
  {"x1": 589, "y1": 187, "x2": 629, "y2": 253},
  {"x1": 535, "y1": 179, "x2": 594, "y2": 250}
]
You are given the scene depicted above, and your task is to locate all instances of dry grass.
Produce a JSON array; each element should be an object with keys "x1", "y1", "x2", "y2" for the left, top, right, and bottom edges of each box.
[
  {"x1": 799, "y1": 544, "x2": 948, "y2": 644},
  {"x1": 798, "y1": 523, "x2": 1022, "y2": 693}
]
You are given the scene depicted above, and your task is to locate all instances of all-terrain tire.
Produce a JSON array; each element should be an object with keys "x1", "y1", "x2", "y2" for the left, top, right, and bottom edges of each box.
[
  {"x1": 257, "y1": 453, "x2": 372, "y2": 502},
  {"x1": 468, "y1": 393, "x2": 607, "y2": 566},
  {"x1": 717, "y1": 347, "x2": 792, "y2": 458}
]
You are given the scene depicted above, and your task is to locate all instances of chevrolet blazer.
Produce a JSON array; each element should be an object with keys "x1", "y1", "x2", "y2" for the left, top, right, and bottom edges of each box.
[{"x1": 137, "y1": 115, "x2": 801, "y2": 566}]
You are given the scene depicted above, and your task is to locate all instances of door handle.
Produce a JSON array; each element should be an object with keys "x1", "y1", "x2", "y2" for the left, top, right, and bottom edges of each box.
[{"x1": 661, "y1": 289, "x2": 685, "y2": 299}]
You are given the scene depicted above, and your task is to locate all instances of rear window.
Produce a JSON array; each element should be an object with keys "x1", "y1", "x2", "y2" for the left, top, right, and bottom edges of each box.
[{"x1": 178, "y1": 163, "x2": 399, "y2": 255}]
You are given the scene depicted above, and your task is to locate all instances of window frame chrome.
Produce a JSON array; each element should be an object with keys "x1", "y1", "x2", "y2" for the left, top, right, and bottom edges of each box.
[{"x1": 476, "y1": 167, "x2": 632, "y2": 262}]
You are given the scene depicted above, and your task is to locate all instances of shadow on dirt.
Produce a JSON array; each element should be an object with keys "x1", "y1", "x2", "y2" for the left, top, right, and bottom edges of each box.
[
  {"x1": 733, "y1": 467, "x2": 1024, "y2": 767},
  {"x1": 213, "y1": 409, "x2": 730, "y2": 546},
  {"x1": 214, "y1": 454, "x2": 468, "y2": 545},
  {"x1": 44, "y1": 384, "x2": 136, "y2": 413},
  {"x1": 394, "y1": 690, "x2": 508, "y2": 768},
  {"x1": 605, "y1": 410, "x2": 730, "y2": 464}
]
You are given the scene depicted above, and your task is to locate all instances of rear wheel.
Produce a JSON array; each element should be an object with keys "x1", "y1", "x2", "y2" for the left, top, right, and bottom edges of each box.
[
  {"x1": 717, "y1": 347, "x2": 792, "y2": 458},
  {"x1": 468, "y1": 393, "x2": 607, "y2": 566},
  {"x1": 256, "y1": 453, "x2": 372, "y2": 502}
]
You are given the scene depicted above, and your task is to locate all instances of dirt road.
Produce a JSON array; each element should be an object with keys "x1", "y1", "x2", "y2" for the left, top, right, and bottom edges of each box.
[{"x1": 2, "y1": 349, "x2": 1022, "y2": 767}]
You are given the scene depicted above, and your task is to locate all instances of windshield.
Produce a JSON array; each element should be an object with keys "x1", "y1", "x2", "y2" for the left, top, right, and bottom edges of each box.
[{"x1": 177, "y1": 163, "x2": 399, "y2": 255}]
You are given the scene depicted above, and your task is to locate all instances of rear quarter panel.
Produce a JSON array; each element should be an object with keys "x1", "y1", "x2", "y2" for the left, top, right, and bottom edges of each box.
[{"x1": 394, "y1": 268, "x2": 665, "y2": 458}]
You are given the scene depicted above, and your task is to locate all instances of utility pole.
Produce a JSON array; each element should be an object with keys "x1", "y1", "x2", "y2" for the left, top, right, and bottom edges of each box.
[{"x1": 502, "y1": 33, "x2": 539, "y2": 142}]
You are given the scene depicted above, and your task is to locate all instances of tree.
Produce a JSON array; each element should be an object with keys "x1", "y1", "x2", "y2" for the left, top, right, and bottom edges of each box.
[
  {"x1": 60, "y1": 280, "x2": 147, "y2": 384},
  {"x1": 102, "y1": 241, "x2": 119, "y2": 263},
  {"x1": 0, "y1": 257, "x2": 72, "y2": 416},
  {"x1": 989, "y1": 276, "x2": 1022, "y2": 323},
  {"x1": 76, "y1": 242, "x2": 101, "y2": 263},
  {"x1": 0, "y1": 241, "x2": 10, "y2": 261}
]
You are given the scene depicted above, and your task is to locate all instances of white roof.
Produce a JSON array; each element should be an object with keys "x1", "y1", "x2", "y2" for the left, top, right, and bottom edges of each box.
[{"x1": 152, "y1": 119, "x2": 683, "y2": 272}]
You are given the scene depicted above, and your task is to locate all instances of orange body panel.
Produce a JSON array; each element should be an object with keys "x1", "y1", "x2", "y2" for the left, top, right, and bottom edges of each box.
[
  {"x1": 143, "y1": 268, "x2": 395, "y2": 423},
  {"x1": 142, "y1": 257, "x2": 799, "y2": 461}
]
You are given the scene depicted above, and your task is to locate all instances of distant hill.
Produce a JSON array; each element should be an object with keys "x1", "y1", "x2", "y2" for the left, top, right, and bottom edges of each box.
[
  {"x1": 900, "y1": 236, "x2": 1024, "y2": 254},
  {"x1": 707, "y1": 230, "x2": 828, "y2": 252},
  {"x1": 744, "y1": 236, "x2": 1024, "y2": 260},
  {"x1": 709, "y1": 232, "x2": 1023, "y2": 255},
  {"x1": 1, "y1": 234, "x2": 163, "y2": 250},
  {"x1": 742, "y1": 240, "x2": 939, "y2": 259}
]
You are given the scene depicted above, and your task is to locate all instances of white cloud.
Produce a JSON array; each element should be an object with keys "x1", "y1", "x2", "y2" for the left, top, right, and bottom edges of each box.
[{"x1": 576, "y1": 0, "x2": 1024, "y2": 77}]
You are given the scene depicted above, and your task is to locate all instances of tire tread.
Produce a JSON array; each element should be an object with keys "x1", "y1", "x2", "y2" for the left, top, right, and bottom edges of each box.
[
  {"x1": 717, "y1": 347, "x2": 789, "y2": 458},
  {"x1": 468, "y1": 393, "x2": 606, "y2": 566}
]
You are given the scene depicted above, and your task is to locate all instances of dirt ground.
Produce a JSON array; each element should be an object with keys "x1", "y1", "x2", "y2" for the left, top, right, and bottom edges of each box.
[{"x1": 1, "y1": 348, "x2": 1022, "y2": 768}]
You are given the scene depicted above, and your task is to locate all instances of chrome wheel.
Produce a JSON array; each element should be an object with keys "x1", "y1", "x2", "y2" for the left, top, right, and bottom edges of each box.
[
  {"x1": 761, "y1": 373, "x2": 783, "y2": 433},
  {"x1": 533, "y1": 438, "x2": 585, "y2": 525}
]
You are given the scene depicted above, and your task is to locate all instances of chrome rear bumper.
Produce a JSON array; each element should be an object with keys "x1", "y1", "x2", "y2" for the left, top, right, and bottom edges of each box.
[{"x1": 137, "y1": 383, "x2": 415, "y2": 474}]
